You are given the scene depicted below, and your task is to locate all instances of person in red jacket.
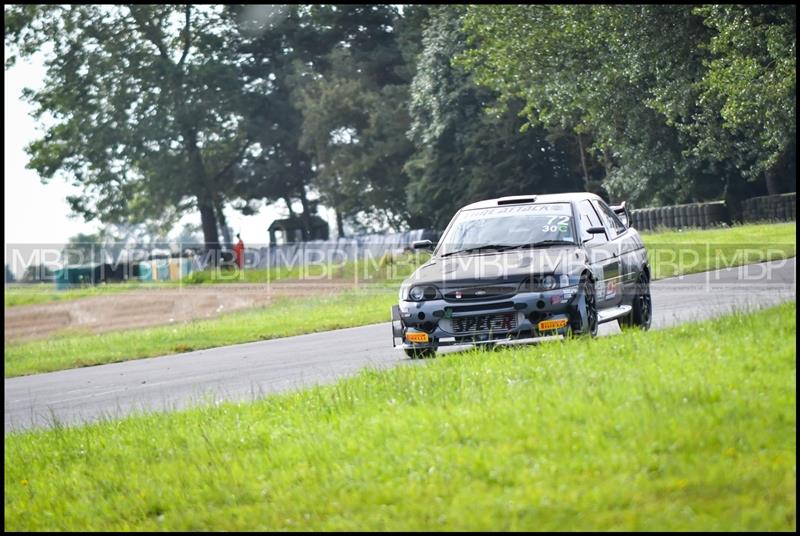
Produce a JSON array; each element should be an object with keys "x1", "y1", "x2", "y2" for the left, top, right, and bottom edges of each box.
[{"x1": 233, "y1": 233, "x2": 245, "y2": 269}]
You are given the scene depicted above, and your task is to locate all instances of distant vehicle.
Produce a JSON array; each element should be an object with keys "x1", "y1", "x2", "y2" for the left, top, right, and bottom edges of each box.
[{"x1": 391, "y1": 193, "x2": 652, "y2": 358}]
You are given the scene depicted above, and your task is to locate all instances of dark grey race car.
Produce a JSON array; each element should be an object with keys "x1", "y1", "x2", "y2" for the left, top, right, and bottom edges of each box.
[{"x1": 391, "y1": 193, "x2": 652, "y2": 358}]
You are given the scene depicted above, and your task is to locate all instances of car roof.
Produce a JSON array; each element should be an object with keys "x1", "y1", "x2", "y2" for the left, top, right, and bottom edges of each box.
[{"x1": 459, "y1": 192, "x2": 604, "y2": 211}]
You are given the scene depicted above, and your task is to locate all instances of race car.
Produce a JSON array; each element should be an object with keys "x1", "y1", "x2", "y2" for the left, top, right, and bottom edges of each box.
[{"x1": 391, "y1": 193, "x2": 652, "y2": 358}]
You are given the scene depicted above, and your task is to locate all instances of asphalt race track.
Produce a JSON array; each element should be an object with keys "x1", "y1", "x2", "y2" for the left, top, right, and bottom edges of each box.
[{"x1": 5, "y1": 257, "x2": 796, "y2": 433}]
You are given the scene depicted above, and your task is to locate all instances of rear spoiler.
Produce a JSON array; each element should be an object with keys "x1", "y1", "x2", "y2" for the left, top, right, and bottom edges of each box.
[{"x1": 610, "y1": 201, "x2": 631, "y2": 228}]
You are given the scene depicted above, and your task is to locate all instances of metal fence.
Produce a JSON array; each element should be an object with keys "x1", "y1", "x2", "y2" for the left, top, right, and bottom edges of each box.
[{"x1": 247, "y1": 228, "x2": 441, "y2": 269}]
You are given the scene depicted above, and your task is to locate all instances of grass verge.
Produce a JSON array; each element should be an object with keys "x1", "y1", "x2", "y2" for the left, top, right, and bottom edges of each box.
[
  {"x1": 3, "y1": 282, "x2": 179, "y2": 308},
  {"x1": 4, "y1": 301, "x2": 796, "y2": 531},
  {"x1": 641, "y1": 222, "x2": 795, "y2": 279},
  {"x1": 4, "y1": 222, "x2": 796, "y2": 377},
  {"x1": 4, "y1": 288, "x2": 397, "y2": 378}
]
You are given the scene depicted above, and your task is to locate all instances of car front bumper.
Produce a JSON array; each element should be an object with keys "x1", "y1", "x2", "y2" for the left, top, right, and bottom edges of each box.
[{"x1": 392, "y1": 286, "x2": 580, "y2": 349}]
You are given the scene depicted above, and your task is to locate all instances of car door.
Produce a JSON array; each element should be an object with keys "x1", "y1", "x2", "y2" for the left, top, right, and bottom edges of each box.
[
  {"x1": 592, "y1": 199, "x2": 639, "y2": 303},
  {"x1": 577, "y1": 200, "x2": 621, "y2": 308}
]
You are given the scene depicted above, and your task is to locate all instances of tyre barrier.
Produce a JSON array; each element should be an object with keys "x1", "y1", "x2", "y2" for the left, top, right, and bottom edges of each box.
[
  {"x1": 628, "y1": 194, "x2": 794, "y2": 231},
  {"x1": 665, "y1": 205, "x2": 675, "y2": 229},
  {"x1": 742, "y1": 193, "x2": 796, "y2": 223},
  {"x1": 629, "y1": 200, "x2": 732, "y2": 230}
]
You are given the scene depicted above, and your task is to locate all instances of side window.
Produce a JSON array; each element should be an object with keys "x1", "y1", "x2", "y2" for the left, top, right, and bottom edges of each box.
[
  {"x1": 593, "y1": 200, "x2": 626, "y2": 237},
  {"x1": 578, "y1": 200, "x2": 607, "y2": 244}
]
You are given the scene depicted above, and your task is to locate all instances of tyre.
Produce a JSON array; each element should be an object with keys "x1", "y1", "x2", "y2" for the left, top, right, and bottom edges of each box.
[
  {"x1": 570, "y1": 274, "x2": 598, "y2": 337},
  {"x1": 620, "y1": 272, "x2": 652, "y2": 331},
  {"x1": 404, "y1": 346, "x2": 437, "y2": 359},
  {"x1": 560, "y1": 322, "x2": 575, "y2": 340}
]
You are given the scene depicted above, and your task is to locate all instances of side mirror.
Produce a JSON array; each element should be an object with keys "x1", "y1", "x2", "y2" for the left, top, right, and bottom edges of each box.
[
  {"x1": 582, "y1": 226, "x2": 606, "y2": 243},
  {"x1": 412, "y1": 240, "x2": 434, "y2": 251}
]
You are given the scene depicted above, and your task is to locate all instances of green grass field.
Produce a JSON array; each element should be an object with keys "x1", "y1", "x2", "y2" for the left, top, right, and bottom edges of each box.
[
  {"x1": 5, "y1": 222, "x2": 795, "y2": 308},
  {"x1": 3, "y1": 281, "x2": 179, "y2": 308},
  {"x1": 4, "y1": 301, "x2": 795, "y2": 531},
  {"x1": 641, "y1": 222, "x2": 796, "y2": 279},
  {"x1": 4, "y1": 222, "x2": 796, "y2": 378}
]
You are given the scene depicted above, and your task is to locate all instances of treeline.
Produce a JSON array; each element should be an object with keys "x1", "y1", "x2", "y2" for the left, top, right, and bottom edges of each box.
[{"x1": 5, "y1": 5, "x2": 795, "y2": 249}]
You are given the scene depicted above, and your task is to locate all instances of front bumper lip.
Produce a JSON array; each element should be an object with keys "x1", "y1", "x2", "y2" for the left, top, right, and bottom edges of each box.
[
  {"x1": 400, "y1": 333, "x2": 566, "y2": 350},
  {"x1": 397, "y1": 287, "x2": 578, "y2": 348}
]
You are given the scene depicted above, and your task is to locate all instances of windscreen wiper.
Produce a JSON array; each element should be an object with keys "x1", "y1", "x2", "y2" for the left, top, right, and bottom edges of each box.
[{"x1": 439, "y1": 244, "x2": 510, "y2": 258}]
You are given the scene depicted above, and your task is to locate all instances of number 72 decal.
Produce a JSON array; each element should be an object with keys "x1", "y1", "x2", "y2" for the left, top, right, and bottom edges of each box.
[{"x1": 542, "y1": 215, "x2": 570, "y2": 233}]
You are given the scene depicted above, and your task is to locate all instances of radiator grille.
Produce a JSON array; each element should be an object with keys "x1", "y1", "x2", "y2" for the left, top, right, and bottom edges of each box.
[
  {"x1": 444, "y1": 286, "x2": 516, "y2": 301},
  {"x1": 452, "y1": 312, "x2": 517, "y2": 334}
]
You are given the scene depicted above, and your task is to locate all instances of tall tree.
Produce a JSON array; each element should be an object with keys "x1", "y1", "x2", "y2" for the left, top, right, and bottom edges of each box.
[
  {"x1": 293, "y1": 5, "x2": 418, "y2": 235},
  {"x1": 405, "y1": 6, "x2": 580, "y2": 229},
  {"x1": 296, "y1": 46, "x2": 418, "y2": 235},
  {"x1": 228, "y1": 5, "x2": 322, "y2": 240},
  {"x1": 5, "y1": 4, "x2": 253, "y2": 251}
]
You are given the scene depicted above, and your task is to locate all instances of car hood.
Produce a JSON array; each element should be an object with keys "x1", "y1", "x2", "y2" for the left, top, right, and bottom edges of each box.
[{"x1": 406, "y1": 246, "x2": 581, "y2": 289}]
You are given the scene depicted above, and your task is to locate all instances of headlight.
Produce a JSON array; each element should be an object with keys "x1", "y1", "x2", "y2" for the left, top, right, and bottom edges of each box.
[
  {"x1": 407, "y1": 285, "x2": 439, "y2": 301},
  {"x1": 518, "y1": 274, "x2": 571, "y2": 292},
  {"x1": 540, "y1": 275, "x2": 557, "y2": 290}
]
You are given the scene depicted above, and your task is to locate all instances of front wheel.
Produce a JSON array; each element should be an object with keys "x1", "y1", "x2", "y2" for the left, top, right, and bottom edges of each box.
[
  {"x1": 570, "y1": 275, "x2": 598, "y2": 337},
  {"x1": 620, "y1": 272, "x2": 652, "y2": 331},
  {"x1": 404, "y1": 346, "x2": 437, "y2": 359}
]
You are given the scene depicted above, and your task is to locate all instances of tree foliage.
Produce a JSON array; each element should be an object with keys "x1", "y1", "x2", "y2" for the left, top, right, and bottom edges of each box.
[
  {"x1": 5, "y1": 3, "x2": 795, "y2": 241},
  {"x1": 291, "y1": 5, "x2": 419, "y2": 235},
  {"x1": 230, "y1": 4, "x2": 422, "y2": 236},
  {"x1": 690, "y1": 5, "x2": 795, "y2": 183},
  {"x1": 5, "y1": 4, "x2": 252, "y2": 249},
  {"x1": 405, "y1": 7, "x2": 583, "y2": 228},
  {"x1": 459, "y1": 4, "x2": 796, "y2": 206}
]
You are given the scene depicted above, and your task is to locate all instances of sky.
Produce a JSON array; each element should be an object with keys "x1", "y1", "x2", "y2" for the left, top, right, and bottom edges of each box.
[
  {"x1": 3, "y1": 48, "x2": 337, "y2": 252},
  {"x1": 4, "y1": 50, "x2": 98, "y2": 247}
]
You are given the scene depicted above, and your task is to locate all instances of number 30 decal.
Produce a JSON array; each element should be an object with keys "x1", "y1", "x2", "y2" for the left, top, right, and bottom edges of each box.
[{"x1": 543, "y1": 215, "x2": 569, "y2": 232}]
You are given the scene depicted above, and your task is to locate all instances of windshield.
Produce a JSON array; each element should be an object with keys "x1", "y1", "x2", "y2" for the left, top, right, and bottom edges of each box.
[{"x1": 437, "y1": 203, "x2": 576, "y2": 257}]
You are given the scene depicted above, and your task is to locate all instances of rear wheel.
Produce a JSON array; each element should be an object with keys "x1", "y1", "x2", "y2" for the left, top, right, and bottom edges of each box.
[
  {"x1": 620, "y1": 272, "x2": 652, "y2": 331},
  {"x1": 571, "y1": 275, "x2": 598, "y2": 337}
]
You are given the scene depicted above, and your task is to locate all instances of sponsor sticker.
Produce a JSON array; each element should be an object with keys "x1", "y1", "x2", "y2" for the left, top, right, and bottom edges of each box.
[
  {"x1": 406, "y1": 332, "x2": 429, "y2": 343},
  {"x1": 538, "y1": 318, "x2": 568, "y2": 331},
  {"x1": 460, "y1": 203, "x2": 572, "y2": 221},
  {"x1": 605, "y1": 280, "x2": 618, "y2": 299}
]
